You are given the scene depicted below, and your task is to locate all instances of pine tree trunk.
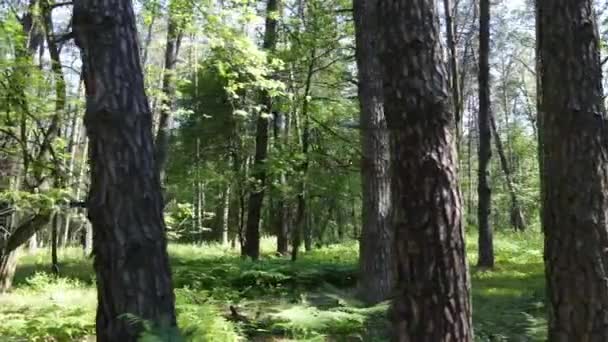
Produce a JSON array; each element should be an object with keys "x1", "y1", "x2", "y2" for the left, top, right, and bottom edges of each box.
[
  {"x1": 72, "y1": 0, "x2": 177, "y2": 339},
  {"x1": 354, "y1": 0, "x2": 394, "y2": 305},
  {"x1": 244, "y1": 0, "x2": 281, "y2": 260},
  {"x1": 379, "y1": 0, "x2": 473, "y2": 340},
  {"x1": 477, "y1": 0, "x2": 494, "y2": 268},
  {"x1": 539, "y1": 0, "x2": 608, "y2": 339}
]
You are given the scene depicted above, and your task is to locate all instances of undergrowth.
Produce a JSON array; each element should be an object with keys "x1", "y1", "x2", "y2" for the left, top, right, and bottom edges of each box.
[{"x1": 0, "y1": 232, "x2": 546, "y2": 341}]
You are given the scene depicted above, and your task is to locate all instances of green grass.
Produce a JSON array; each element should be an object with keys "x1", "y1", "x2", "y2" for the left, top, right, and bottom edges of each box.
[{"x1": 0, "y1": 231, "x2": 546, "y2": 341}]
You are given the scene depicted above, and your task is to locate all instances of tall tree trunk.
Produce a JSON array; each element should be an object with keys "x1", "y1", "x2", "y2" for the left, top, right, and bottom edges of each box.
[
  {"x1": 291, "y1": 50, "x2": 314, "y2": 262},
  {"x1": 477, "y1": 0, "x2": 494, "y2": 268},
  {"x1": 273, "y1": 112, "x2": 290, "y2": 255},
  {"x1": 73, "y1": 0, "x2": 177, "y2": 339},
  {"x1": 443, "y1": 0, "x2": 462, "y2": 139},
  {"x1": 244, "y1": 0, "x2": 281, "y2": 260},
  {"x1": 539, "y1": 0, "x2": 608, "y2": 339},
  {"x1": 535, "y1": 0, "x2": 544, "y2": 224},
  {"x1": 353, "y1": 0, "x2": 394, "y2": 305},
  {"x1": 155, "y1": 0, "x2": 184, "y2": 179},
  {"x1": 490, "y1": 115, "x2": 525, "y2": 231},
  {"x1": 379, "y1": 0, "x2": 473, "y2": 340}
]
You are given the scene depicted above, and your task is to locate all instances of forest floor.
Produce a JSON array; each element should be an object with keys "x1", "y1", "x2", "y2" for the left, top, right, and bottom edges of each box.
[{"x1": 0, "y1": 231, "x2": 545, "y2": 342}]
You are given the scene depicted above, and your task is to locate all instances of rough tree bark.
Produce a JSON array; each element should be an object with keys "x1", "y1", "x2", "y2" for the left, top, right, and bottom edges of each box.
[
  {"x1": 539, "y1": 0, "x2": 608, "y2": 340},
  {"x1": 72, "y1": 0, "x2": 177, "y2": 339},
  {"x1": 477, "y1": 0, "x2": 494, "y2": 268},
  {"x1": 244, "y1": 0, "x2": 281, "y2": 260},
  {"x1": 378, "y1": 0, "x2": 473, "y2": 340},
  {"x1": 353, "y1": 0, "x2": 394, "y2": 305}
]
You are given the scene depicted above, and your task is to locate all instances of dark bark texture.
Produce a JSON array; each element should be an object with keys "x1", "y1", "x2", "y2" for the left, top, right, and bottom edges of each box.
[
  {"x1": 72, "y1": 0, "x2": 177, "y2": 340},
  {"x1": 539, "y1": 0, "x2": 608, "y2": 340},
  {"x1": 353, "y1": 0, "x2": 394, "y2": 305},
  {"x1": 244, "y1": 0, "x2": 280, "y2": 260},
  {"x1": 379, "y1": 0, "x2": 473, "y2": 340},
  {"x1": 477, "y1": 0, "x2": 494, "y2": 268}
]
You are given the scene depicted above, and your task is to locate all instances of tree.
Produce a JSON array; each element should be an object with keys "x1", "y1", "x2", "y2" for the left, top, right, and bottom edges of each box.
[
  {"x1": 72, "y1": 0, "x2": 177, "y2": 339},
  {"x1": 353, "y1": 0, "x2": 394, "y2": 304},
  {"x1": 155, "y1": 0, "x2": 188, "y2": 179},
  {"x1": 538, "y1": 0, "x2": 608, "y2": 339},
  {"x1": 378, "y1": 0, "x2": 473, "y2": 339},
  {"x1": 243, "y1": 0, "x2": 281, "y2": 260},
  {"x1": 477, "y1": 0, "x2": 494, "y2": 268}
]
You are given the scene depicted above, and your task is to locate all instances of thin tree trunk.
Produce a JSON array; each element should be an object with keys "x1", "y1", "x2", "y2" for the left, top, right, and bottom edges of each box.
[
  {"x1": 51, "y1": 213, "x2": 59, "y2": 274},
  {"x1": 141, "y1": 5, "x2": 157, "y2": 67},
  {"x1": 291, "y1": 49, "x2": 314, "y2": 262},
  {"x1": 273, "y1": 111, "x2": 290, "y2": 255},
  {"x1": 443, "y1": 0, "x2": 462, "y2": 139},
  {"x1": 155, "y1": 0, "x2": 184, "y2": 179},
  {"x1": 304, "y1": 199, "x2": 312, "y2": 252},
  {"x1": 490, "y1": 114, "x2": 525, "y2": 231},
  {"x1": 354, "y1": 0, "x2": 394, "y2": 305},
  {"x1": 539, "y1": 0, "x2": 608, "y2": 339},
  {"x1": 73, "y1": 0, "x2": 177, "y2": 339},
  {"x1": 477, "y1": 0, "x2": 494, "y2": 268},
  {"x1": 244, "y1": 0, "x2": 281, "y2": 260},
  {"x1": 221, "y1": 184, "x2": 230, "y2": 245},
  {"x1": 379, "y1": 0, "x2": 473, "y2": 340}
]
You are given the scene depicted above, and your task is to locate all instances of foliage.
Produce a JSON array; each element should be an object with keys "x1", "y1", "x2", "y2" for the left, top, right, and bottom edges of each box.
[{"x1": 0, "y1": 233, "x2": 547, "y2": 341}]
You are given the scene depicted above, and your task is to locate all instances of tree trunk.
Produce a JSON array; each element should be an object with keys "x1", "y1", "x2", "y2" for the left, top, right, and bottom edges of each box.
[
  {"x1": 244, "y1": 0, "x2": 281, "y2": 260},
  {"x1": 477, "y1": 0, "x2": 494, "y2": 269},
  {"x1": 0, "y1": 250, "x2": 18, "y2": 293},
  {"x1": 28, "y1": 234, "x2": 37, "y2": 251},
  {"x1": 539, "y1": 0, "x2": 608, "y2": 340},
  {"x1": 72, "y1": 0, "x2": 177, "y2": 339},
  {"x1": 443, "y1": 0, "x2": 462, "y2": 139},
  {"x1": 304, "y1": 203, "x2": 312, "y2": 252},
  {"x1": 221, "y1": 184, "x2": 230, "y2": 245},
  {"x1": 84, "y1": 221, "x2": 93, "y2": 256},
  {"x1": 490, "y1": 115, "x2": 525, "y2": 231},
  {"x1": 353, "y1": 0, "x2": 394, "y2": 305},
  {"x1": 273, "y1": 111, "x2": 290, "y2": 255},
  {"x1": 292, "y1": 50, "x2": 314, "y2": 262},
  {"x1": 155, "y1": 0, "x2": 184, "y2": 179},
  {"x1": 379, "y1": 0, "x2": 473, "y2": 340},
  {"x1": 51, "y1": 213, "x2": 59, "y2": 274}
]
